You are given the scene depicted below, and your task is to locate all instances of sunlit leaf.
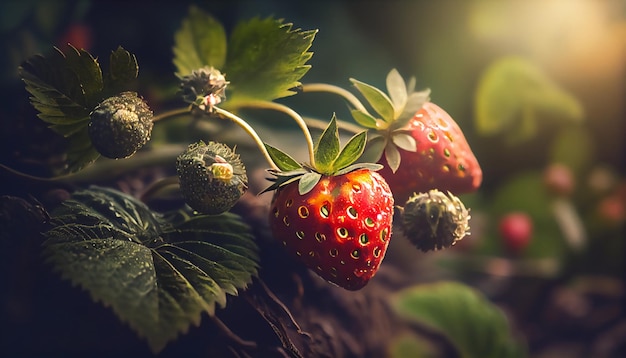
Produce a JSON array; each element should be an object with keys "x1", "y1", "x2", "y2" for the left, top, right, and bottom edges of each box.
[
  {"x1": 333, "y1": 131, "x2": 367, "y2": 170},
  {"x1": 314, "y1": 115, "x2": 340, "y2": 173},
  {"x1": 265, "y1": 143, "x2": 302, "y2": 172},
  {"x1": 549, "y1": 126, "x2": 594, "y2": 176},
  {"x1": 173, "y1": 6, "x2": 227, "y2": 76},
  {"x1": 43, "y1": 187, "x2": 259, "y2": 353},
  {"x1": 224, "y1": 17, "x2": 316, "y2": 105},
  {"x1": 475, "y1": 56, "x2": 584, "y2": 142},
  {"x1": 388, "y1": 333, "x2": 439, "y2": 358},
  {"x1": 392, "y1": 281, "x2": 526, "y2": 358},
  {"x1": 351, "y1": 109, "x2": 378, "y2": 129},
  {"x1": 350, "y1": 78, "x2": 395, "y2": 122},
  {"x1": 394, "y1": 89, "x2": 430, "y2": 130},
  {"x1": 386, "y1": 68, "x2": 407, "y2": 114}
]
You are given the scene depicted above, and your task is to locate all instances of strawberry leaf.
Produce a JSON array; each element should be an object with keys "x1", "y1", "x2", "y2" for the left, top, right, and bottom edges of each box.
[
  {"x1": 384, "y1": 142, "x2": 401, "y2": 173},
  {"x1": 314, "y1": 115, "x2": 340, "y2": 173},
  {"x1": 173, "y1": 6, "x2": 227, "y2": 77},
  {"x1": 350, "y1": 78, "x2": 395, "y2": 122},
  {"x1": 392, "y1": 131, "x2": 417, "y2": 152},
  {"x1": 392, "y1": 282, "x2": 526, "y2": 358},
  {"x1": 65, "y1": 128, "x2": 102, "y2": 173},
  {"x1": 19, "y1": 45, "x2": 105, "y2": 173},
  {"x1": 265, "y1": 143, "x2": 302, "y2": 171},
  {"x1": 475, "y1": 56, "x2": 583, "y2": 141},
  {"x1": 351, "y1": 109, "x2": 379, "y2": 129},
  {"x1": 333, "y1": 131, "x2": 367, "y2": 170},
  {"x1": 224, "y1": 17, "x2": 316, "y2": 106},
  {"x1": 106, "y1": 46, "x2": 139, "y2": 93},
  {"x1": 43, "y1": 187, "x2": 258, "y2": 353},
  {"x1": 298, "y1": 172, "x2": 322, "y2": 195},
  {"x1": 62, "y1": 45, "x2": 103, "y2": 106}
]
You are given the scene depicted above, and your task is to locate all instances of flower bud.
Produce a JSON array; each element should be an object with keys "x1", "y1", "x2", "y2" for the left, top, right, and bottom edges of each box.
[
  {"x1": 88, "y1": 92, "x2": 153, "y2": 159},
  {"x1": 176, "y1": 141, "x2": 247, "y2": 214},
  {"x1": 398, "y1": 189, "x2": 470, "y2": 251},
  {"x1": 179, "y1": 67, "x2": 228, "y2": 111}
]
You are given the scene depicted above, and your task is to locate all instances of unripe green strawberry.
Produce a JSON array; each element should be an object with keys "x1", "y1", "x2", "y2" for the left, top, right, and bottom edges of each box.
[
  {"x1": 88, "y1": 91, "x2": 154, "y2": 159},
  {"x1": 398, "y1": 189, "x2": 470, "y2": 252},
  {"x1": 176, "y1": 141, "x2": 247, "y2": 215}
]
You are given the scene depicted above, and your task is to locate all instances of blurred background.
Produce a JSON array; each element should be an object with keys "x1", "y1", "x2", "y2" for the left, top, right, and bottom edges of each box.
[{"x1": 1, "y1": 0, "x2": 624, "y2": 357}]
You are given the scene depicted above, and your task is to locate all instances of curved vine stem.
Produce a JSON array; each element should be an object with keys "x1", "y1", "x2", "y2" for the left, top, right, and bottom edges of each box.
[
  {"x1": 151, "y1": 106, "x2": 191, "y2": 123},
  {"x1": 236, "y1": 100, "x2": 316, "y2": 166},
  {"x1": 213, "y1": 107, "x2": 279, "y2": 171},
  {"x1": 0, "y1": 144, "x2": 186, "y2": 184},
  {"x1": 301, "y1": 83, "x2": 369, "y2": 114}
]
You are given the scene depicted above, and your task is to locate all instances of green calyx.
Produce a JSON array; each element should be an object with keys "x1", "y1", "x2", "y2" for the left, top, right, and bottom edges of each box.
[
  {"x1": 350, "y1": 69, "x2": 431, "y2": 172},
  {"x1": 350, "y1": 69, "x2": 431, "y2": 131},
  {"x1": 263, "y1": 114, "x2": 382, "y2": 195}
]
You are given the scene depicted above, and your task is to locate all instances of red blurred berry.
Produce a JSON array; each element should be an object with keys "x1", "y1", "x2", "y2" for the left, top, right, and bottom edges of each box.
[
  {"x1": 58, "y1": 23, "x2": 93, "y2": 50},
  {"x1": 597, "y1": 196, "x2": 625, "y2": 224},
  {"x1": 544, "y1": 163, "x2": 575, "y2": 196},
  {"x1": 498, "y1": 212, "x2": 533, "y2": 254}
]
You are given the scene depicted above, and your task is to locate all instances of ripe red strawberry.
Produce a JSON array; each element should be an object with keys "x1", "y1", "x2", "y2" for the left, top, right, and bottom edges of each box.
[
  {"x1": 378, "y1": 102, "x2": 482, "y2": 204},
  {"x1": 269, "y1": 169, "x2": 393, "y2": 290},
  {"x1": 350, "y1": 69, "x2": 482, "y2": 204},
  {"x1": 264, "y1": 116, "x2": 394, "y2": 290}
]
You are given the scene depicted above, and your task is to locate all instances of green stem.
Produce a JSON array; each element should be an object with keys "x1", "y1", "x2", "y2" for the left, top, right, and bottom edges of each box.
[
  {"x1": 0, "y1": 144, "x2": 186, "y2": 184},
  {"x1": 213, "y1": 107, "x2": 279, "y2": 171},
  {"x1": 139, "y1": 176, "x2": 180, "y2": 202},
  {"x1": 301, "y1": 83, "x2": 369, "y2": 114},
  {"x1": 237, "y1": 100, "x2": 316, "y2": 166},
  {"x1": 151, "y1": 107, "x2": 191, "y2": 123}
]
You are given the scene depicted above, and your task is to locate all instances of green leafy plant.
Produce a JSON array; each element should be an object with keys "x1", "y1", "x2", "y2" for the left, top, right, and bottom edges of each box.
[
  {"x1": 4, "y1": 5, "x2": 494, "y2": 355},
  {"x1": 44, "y1": 187, "x2": 258, "y2": 352},
  {"x1": 391, "y1": 281, "x2": 526, "y2": 358}
]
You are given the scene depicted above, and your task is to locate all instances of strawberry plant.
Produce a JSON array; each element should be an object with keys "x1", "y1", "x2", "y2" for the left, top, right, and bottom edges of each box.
[{"x1": 0, "y1": 5, "x2": 512, "y2": 357}]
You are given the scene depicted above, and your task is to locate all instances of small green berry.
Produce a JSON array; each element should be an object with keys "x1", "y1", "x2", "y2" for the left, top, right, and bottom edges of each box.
[
  {"x1": 176, "y1": 141, "x2": 247, "y2": 215},
  {"x1": 398, "y1": 189, "x2": 470, "y2": 251},
  {"x1": 88, "y1": 92, "x2": 153, "y2": 159}
]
